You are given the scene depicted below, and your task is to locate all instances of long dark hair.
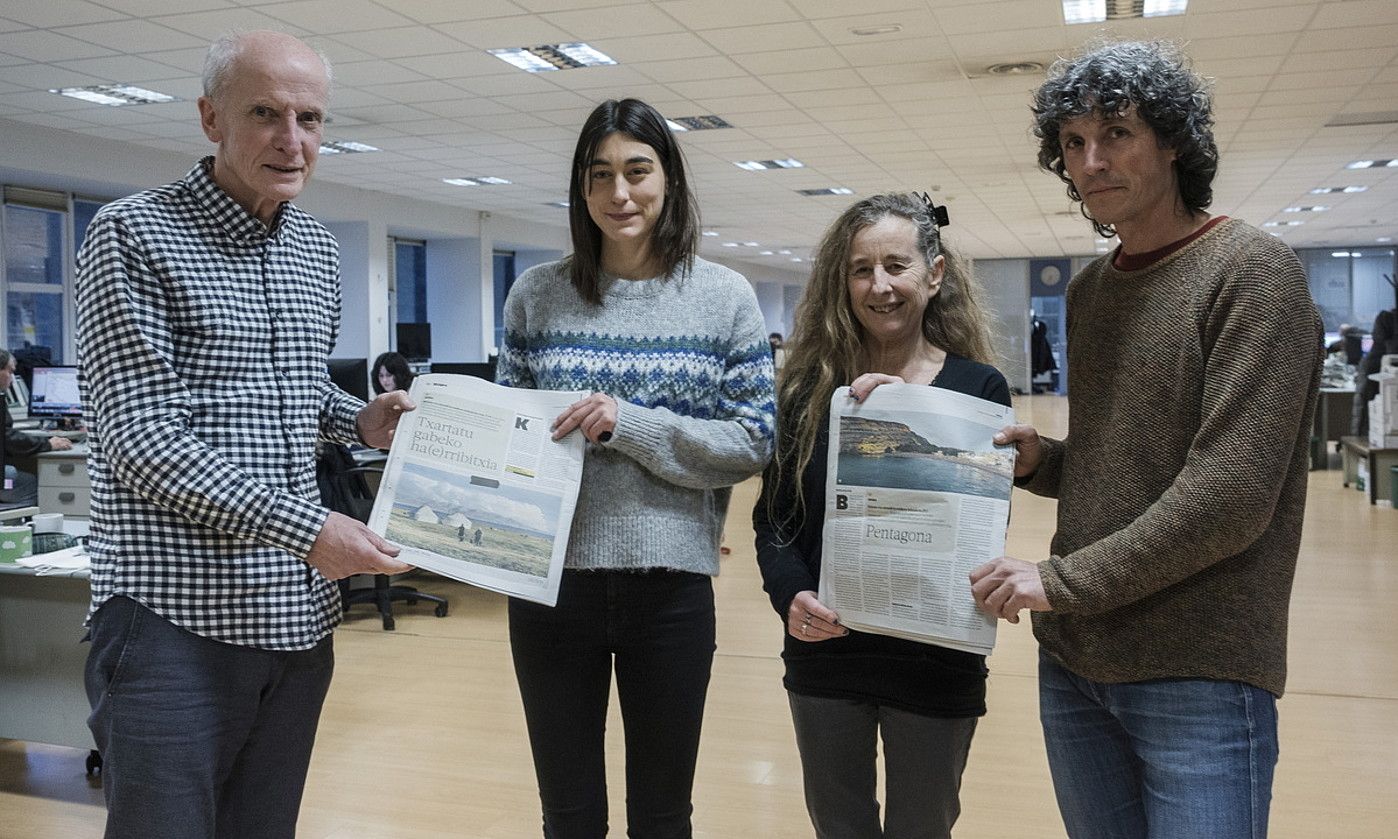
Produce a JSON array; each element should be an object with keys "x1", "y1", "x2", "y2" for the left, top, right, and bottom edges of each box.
[
  {"x1": 566, "y1": 98, "x2": 699, "y2": 304},
  {"x1": 371, "y1": 351, "x2": 414, "y2": 394}
]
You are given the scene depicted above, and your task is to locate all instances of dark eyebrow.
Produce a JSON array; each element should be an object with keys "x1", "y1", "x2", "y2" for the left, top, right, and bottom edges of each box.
[{"x1": 590, "y1": 155, "x2": 655, "y2": 167}]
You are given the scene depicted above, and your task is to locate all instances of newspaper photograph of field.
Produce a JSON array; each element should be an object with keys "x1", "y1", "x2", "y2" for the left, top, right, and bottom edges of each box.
[{"x1": 384, "y1": 461, "x2": 560, "y2": 578}]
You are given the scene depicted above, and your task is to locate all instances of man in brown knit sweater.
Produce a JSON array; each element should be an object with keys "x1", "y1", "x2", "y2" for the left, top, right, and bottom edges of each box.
[{"x1": 969, "y1": 41, "x2": 1322, "y2": 838}]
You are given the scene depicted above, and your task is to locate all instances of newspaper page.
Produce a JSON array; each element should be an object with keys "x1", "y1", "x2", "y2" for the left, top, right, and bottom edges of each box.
[
  {"x1": 819, "y1": 384, "x2": 1015, "y2": 655},
  {"x1": 367, "y1": 374, "x2": 586, "y2": 606}
]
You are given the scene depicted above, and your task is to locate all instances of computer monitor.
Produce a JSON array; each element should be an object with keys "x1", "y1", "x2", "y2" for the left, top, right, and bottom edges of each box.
[
  {"x1": 327, "y1": 358, "x2": 370, "y2": 402},
  {"x1": 397, "y1": 322, "x2": 432, "y2": 362},
  {"x1": 430, "y1": 360, "x2": 497, "y2": 381},
  {"x1": 28, "y1": 366, "x2": 82, "y2": 418}
]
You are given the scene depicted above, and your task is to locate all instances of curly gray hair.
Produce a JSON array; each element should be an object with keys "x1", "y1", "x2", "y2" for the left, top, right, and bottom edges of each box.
[{"x1": 1031, "y1": 40, "x2": 1217, "y2": 238}]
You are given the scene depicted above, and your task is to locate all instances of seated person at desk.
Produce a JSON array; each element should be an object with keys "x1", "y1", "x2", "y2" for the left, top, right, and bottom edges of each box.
[
  {"x1": 0, "y1": 348, "x2": 72, "y2": 505},
  {"x1": 371, "y1": 351, "x2": 414, "y2": 395}
]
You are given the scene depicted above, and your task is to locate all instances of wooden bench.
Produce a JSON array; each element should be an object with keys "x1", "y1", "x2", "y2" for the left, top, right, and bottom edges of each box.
[{"x1": 1339, "y1": 436, "x2": 1398, "y2": 506}]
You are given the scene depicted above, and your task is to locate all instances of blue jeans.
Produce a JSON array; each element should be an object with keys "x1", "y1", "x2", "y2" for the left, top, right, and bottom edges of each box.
[
  {"x1": 509, "y1": 569, "x2": 716, "y2": 839},
  {"x1": 85, "y1": 596, "x2": 334, "y2": 839},
  {"x1": 1038, "y1": 652, "x2": 1278, "y2": 839}
]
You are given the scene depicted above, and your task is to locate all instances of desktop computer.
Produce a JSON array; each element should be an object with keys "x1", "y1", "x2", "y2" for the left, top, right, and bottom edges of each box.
[{"x1": 28, "y1": 366, "x2": 83, "y2": 430}]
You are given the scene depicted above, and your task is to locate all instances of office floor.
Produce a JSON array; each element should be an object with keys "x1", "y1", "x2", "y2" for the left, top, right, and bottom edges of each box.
[{"x1": 2, "y1": 394, "x2": 1395, "y2": 838}]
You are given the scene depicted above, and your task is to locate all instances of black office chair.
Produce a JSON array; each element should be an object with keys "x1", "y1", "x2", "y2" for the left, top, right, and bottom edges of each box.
[{"x1": 316, "y1": 445, "x2": 448, "y2": 631}]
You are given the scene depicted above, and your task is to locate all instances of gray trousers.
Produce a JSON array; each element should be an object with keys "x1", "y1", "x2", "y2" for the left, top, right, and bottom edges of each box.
[{"x1": 788, "y1": 692, "x2": 977, "y2": 839}]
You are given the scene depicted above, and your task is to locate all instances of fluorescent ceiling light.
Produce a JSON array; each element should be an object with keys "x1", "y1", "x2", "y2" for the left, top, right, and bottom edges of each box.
[
  {"x1": 51, "y1": 84, "x2": 178, "y2": 106},
  {"x1": 721, "y1": 242, "x2": 740, "y2": 247},
  {"x1": 759, "y1": 251, "x2": 774, "y2": 255},
  {"x1": 797, "y1": 187, "x2": 854, "y2": 196},
  {"x1": 1310, "y1": 186, "x2": 1368, "y2": 194},
  {"x1": 1143, "y1": 0, "x2": 1188, "y2": 17},
  {"x1": 319, "y1": 140, "x2": 379, "y2": 154},
  {"x1": 488, "y1": 43, "x2": 616, "y2": 73},
  {"x1": 665, "y1": 119, "x2": 688, "y2": 132},
  {"x1": 443, "y1": 176, "x2": 511, "y2": 186},
  {"x1": 1064, "y1": 0, "x2": 1186, "y2": 24},
  {"x1": 668, "y1": 115, "x2": 732, "y2": 131},
  {"x1": 1330, "y1": 251, "x2": 1361, "y2": 258},
  {"x1": 1346, "y1": 159, "x2": 1397, "y2": 169},
  {"x1": 743, "y1": 241, "x2": 760, "y2": 247},
  {"x1": 701, "y1": 230, "x2": 719, "y2": 237},
  {"x1": 1063, "y1": 0, "x2": 1106, "y2": 24},
  {"x1": 1283, "y1": 206, "x2": 1328, "y2": 213},
  {"x1": 734, "y1": 158, "x2": 805, "y2": 170}
]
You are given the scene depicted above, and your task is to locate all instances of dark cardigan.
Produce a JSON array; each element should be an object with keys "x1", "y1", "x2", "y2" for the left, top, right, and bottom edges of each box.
[{"x1": 753, "y1": 354, "x2": 1011, "y2": 717}]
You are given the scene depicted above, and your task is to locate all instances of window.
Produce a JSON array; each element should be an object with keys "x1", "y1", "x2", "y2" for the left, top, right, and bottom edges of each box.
[
  {"x1": 493, "y1": 250, "x2": 516, "y2": 353},
  {"x1": 1300, "y1": 246, "x2": 1398, "y2": 333},
  {"x1": 390, "y1": 238, "x2": 427, "y2": 331},
  {"x1": 3, "y1": 189, "x2": 68, "y2": 363}
]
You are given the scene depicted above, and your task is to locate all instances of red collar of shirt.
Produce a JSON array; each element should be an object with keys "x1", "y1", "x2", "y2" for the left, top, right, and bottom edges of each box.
[{"x1": 1112, "y1": 216, "x2": 1228, "y2": 271}]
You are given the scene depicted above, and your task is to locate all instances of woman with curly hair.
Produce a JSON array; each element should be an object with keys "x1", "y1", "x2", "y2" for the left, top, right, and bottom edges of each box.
[{"x1": 753, "y1": 192, "x2": 1009, "y2": 839}]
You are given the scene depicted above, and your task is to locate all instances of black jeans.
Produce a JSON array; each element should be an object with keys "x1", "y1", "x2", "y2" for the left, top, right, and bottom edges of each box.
[
  {"x1": 85, "y1": 596, "x2": 334, "y2": 839},
  {"x1": 509, "y1": 569, "x2": 716, "y2": 839}
]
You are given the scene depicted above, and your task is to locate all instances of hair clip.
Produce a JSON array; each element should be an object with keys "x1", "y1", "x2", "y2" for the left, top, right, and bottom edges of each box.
[{"x1": 914, "y1": 191, "x2": 951, "y2": 228}]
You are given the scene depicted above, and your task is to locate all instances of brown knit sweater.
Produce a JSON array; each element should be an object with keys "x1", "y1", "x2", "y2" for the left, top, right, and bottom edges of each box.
[{"x1": 1023, "y1": 218, "x2": 1322, "y2": 697}]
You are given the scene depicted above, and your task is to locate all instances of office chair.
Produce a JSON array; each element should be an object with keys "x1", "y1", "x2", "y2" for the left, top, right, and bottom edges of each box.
[{"x1": 316, "y1": 445, "x2": 448, "y2": 631}]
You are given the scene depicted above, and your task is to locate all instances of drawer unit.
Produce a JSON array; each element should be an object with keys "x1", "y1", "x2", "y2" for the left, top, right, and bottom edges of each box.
[
  {"x1": 38, "y1": 486, "x2": 91, "y2": 518},
  {"x1": 37, "y1": 457, "x2": 89, "y2": 488},
  {"x1": 35, "y1": 453, "x2": 92, "y2": 518}
]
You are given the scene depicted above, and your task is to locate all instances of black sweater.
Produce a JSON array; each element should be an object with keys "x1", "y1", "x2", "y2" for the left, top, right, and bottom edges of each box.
[{"x1": 753, "y1": 354, "x2": 1011, "y2": 717}]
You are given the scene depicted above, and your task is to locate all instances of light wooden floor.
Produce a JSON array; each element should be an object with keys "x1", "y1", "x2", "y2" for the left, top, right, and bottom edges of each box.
[{"x1": 3, "y1": 394, "x2": 1395, "y2": 838}]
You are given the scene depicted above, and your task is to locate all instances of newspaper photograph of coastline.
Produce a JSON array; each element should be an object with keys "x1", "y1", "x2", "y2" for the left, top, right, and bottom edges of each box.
[{"x1": 836, "y1": 414, "x2": 1013, "y2": 501}]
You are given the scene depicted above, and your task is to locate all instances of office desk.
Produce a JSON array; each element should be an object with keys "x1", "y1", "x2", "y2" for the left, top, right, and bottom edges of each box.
[
  {"x1": 1340, "y1": 436, "x2": 1398, "y2": 505},
  {"x1": 1313, "y1": 388, "x2": 1356, "y2": 469},
  {"x1": 0, "y1": 564, "x2": 93, "y2": 751}
]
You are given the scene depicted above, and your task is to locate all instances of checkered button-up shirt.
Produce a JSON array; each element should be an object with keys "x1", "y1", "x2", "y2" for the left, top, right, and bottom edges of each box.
[{"x1": 76, "y1": 158, "x2": 364, "y2": 650}]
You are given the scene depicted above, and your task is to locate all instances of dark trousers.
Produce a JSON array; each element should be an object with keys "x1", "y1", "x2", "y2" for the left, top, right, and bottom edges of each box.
[
  {"x1": 509, "y1": 569, "x2": 716, "y2": 839},
  {"x1": 787, "y1": 693, "x2": 976, "y2": 839},
  {"x1": 84, "y1": 596, "x2": 334, "y2": 839}
]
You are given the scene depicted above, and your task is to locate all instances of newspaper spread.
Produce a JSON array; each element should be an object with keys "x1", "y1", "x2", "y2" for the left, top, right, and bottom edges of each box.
[
  {"x1": 367, "y1": 374, "x2": 586, "y2": 606},
  {"x1": 820, "y1": 384, "x2": 1015, "y2": 655}
]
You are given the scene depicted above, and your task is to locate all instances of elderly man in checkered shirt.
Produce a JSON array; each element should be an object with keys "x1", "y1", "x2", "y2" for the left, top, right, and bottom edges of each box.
[{"x1": 74, "y1": 30, "x2": 414, "y2": 839}]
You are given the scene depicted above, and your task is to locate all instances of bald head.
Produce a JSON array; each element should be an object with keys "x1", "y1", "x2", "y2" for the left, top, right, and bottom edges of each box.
[{"x1": 203, "y1": 30, "x2": 332, "y2": 104}]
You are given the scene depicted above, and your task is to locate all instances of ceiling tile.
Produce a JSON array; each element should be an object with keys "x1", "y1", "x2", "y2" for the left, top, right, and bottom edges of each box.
[
  {"x1": 730, "y1": 47, "x2": 847, "y2": 76},
  {"x1": 151, "y1": 8, "x2": 309, "y2": 41},
  {"x1": 434, "y1": 15, "x2": 572, "y2": 49},
  {"x1": 587, "y1": 31, "x2": 717, "y2": 62},
  {"x1": 541, "y1": 4, "x2": 685, "y2": 40},
  {"x1": 384, "y1": 0, "x2": 528, "y2": 24},
  {"x1": 2, "y1": 0, "x2": 126, "y2": 28},
  {"x1": 330, "y1": 26, "x2": 469, "y2": 58},
  {"x1": 661, "y1": 0, "x2": 803, "y2": 30},
  {"x1": 699, "y1": 21, "x2": 827, "y2": 55},
  {"x1": 0, "y1": 30, "x2": 115, "y2": 62}
]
